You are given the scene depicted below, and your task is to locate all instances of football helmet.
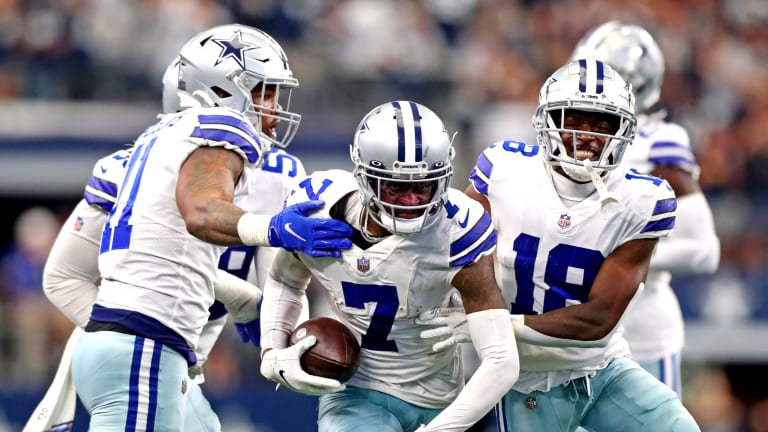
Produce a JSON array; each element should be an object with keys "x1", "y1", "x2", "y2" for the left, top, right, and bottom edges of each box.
[
  {"x1": 571, "y1": 21, "x2": 664, "y2": 113},
  {"x1": 533, "y1": 59, "x2": 636, "y2": 182},
  {"x1": 177, "y1": 24, "x2": 301, "y2": 149},
  {"x1": 351, "y1": 101, "x2": 455, "y2": 235}
]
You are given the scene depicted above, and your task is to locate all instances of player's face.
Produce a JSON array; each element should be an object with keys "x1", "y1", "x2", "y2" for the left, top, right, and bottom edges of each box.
[
  {"x1": 378, "y1": 180, "x2": 435, "y2": 219},
  {"x1": 251, "y1": 84, "x2": 282, "y2": 138},
  {"x1": 558, "y1": 110, "x2": 618, "y2": 161}
]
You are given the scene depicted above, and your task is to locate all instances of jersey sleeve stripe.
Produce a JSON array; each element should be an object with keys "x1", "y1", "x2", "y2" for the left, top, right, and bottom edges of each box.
[
  {"x1": 84, "y1": 191, "x2": 115, "y2": 213},
  {"x1": 475, "y1": 151, "x2": 493, "y2": 179},
  {"x1": 191, "y1": 127, "x2": 261, "y2": 164},
  {"x1": 450, "y1": 212, "x2": 496, "y2": 266},
  {"x1": 86, "y1": 175, "x2": 118, "y2": 198},
  {"x1": 84, "y1": 176, "x2": 118, "y2": 212},
  {"x1": 641, "y1": 216, "x2": 676, "y2": 233},
  {"x1": 470, "y1": 152, "x2": 493, "y2": 195},
  {"x1": 648, "y1": 141, "x2": 696, "y2": 171},
  {"x1": 652, "y1": 198, "x2": 677, "y2": 215},
  {"x1": 450, "y1": 230, "x2": 497, "y2": 267}
]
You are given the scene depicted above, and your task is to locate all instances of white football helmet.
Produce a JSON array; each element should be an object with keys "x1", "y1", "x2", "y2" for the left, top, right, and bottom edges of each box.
[
  {"x1": 177, "y1": 24, "x2": 301, "y2": 149},
  {"x1": 533, "y1": 59, "x2": 636, "y2": 182},
  {"x1": 351, "y1": 101, "x2": 455, "y2": 235},
  {"x1": 571, "y1": 21, "x2": 664, "y2": 113}
]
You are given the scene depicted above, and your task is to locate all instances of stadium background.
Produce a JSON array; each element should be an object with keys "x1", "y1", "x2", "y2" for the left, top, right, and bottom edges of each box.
[{"x1": 0, "y1": 0, "x2": 766, "y2": 430}]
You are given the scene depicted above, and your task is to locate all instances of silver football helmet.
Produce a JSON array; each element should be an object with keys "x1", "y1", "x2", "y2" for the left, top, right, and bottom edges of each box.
[
  {"x1": 351, "y1": 101, "x2": 455, "y2": 235},
  {"x1": 177, "y1": 24, "x2": 301, "y2": 149},
  {"x1": 533, "y1": 59, "x2": 637, "y2": 182},
  {"x1": 571, "y1": 21, "x2": 664, "y2": 113}
]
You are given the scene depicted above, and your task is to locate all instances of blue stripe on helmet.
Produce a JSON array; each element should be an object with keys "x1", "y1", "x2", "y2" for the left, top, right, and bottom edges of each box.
[
  {"x1": 408, "y1": 101, "x2": 423, "y2": 162},
  {"x1": 392, "y1": 101, "x2": 406, "y2": 162},
  {"x1": 595, "y1": 60, "x2": 604, "y2": 94}
]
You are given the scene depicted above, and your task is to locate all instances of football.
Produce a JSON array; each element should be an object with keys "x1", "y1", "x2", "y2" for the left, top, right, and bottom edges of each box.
[{"x1": 288, "y1": 317, "x2": 361, "y2": 383}]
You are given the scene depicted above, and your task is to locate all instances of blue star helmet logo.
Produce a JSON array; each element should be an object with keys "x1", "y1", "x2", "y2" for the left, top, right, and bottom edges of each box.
[{"x1": 211, "y1": 31, "x2": 258, "y2": 69}]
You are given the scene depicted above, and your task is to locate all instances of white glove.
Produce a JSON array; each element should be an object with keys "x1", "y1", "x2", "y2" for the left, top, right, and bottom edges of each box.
[
  {"x1": 418, "y1": 307, "x2": 523, "y2": 352},
  {"x1": 416, "y1": 307, "x2": 471, "y2": 352},
  {"x1": 260, "y1": 336, "x2": 346, "y2": 396}
]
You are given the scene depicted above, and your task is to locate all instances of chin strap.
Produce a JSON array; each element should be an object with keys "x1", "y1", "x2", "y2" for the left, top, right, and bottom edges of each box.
[{"x1": 583, "y1": 159, "x2": 624, "y2": 217}]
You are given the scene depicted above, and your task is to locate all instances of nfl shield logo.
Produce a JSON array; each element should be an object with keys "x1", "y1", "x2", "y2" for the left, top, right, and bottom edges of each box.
[
  {"x1": 525, "y1": 396, "x2": 537, "y2": 409},
  {"x1": 73, "y1": 216, "x2": 84, "y2": 231},
  {"x1": 181, "y1": 379, "x2": 187, "y2": 395},
  {"x1": 357, "y1": 257, "x2": 370, "y2": 272},
  {"x1": 558, "y1": 213, "x2": 571, "y2": 229}
]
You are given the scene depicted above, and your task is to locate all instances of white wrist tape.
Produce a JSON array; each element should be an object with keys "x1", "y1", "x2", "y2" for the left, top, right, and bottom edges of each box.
[{"x1": 237, "y1": 213, "x2": 272, "y2": 246}]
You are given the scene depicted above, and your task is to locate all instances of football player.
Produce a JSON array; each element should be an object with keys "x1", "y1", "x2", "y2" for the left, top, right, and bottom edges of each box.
[
  {"x1": 420, "y1": 59, "x2": 701, "y2": 431},
  {"x1": 66, "y1": 24, "x2": 352, "y2": 431},
  {"x1": 258, "y1": 101, "x2": 520, "y2": 432},
  {"x1": 571, "y1": 21, "x2": 720, "y2": 394}
]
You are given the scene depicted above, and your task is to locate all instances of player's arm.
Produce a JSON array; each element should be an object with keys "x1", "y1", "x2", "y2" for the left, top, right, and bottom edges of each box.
[
  {"x1": 258, "y1": 249, "x2": 345, "y2": 395},
  {"x1": 419, "y1": 255, "x2": 518, "y2": 432},
  {"x1": 42, "y1": 199, "x2": 105, "y2": 328},
  {"x1": 177, "y1": 146, "x2": 352, "y2": 256},
  {"x1": 523, "y1": 237, "x2": 656, "y2": 342},
  {"x1": 177, "y1": 146, "x2": 246, "y2": 245},
  {"x1": 649, "y1": 166, "x2": 720, "y2": 274}
]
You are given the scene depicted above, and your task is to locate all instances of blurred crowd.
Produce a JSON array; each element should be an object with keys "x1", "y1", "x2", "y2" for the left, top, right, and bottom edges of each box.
[{"x1": 1, "y1": 0, "x2": 767, "y2": 430}]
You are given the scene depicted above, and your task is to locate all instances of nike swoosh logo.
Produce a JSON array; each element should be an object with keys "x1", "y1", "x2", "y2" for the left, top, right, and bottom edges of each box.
[
  {"x1": 100, "y1": 166, "x2": 108, "y2": 174},
  {"x1": 279, "y1": 369, "x2": 288, "y2": 383},
  {"x1": 458, "y1": 211, "x2": 470, "y2": 228},
  {"x1": 284, "y1": 223, "x2": 307, "y2": 241}
]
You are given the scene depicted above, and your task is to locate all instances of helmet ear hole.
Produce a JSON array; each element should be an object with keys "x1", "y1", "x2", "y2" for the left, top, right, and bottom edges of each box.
[{"x1": 211, "y1": 87, "x2": 231, "y2": 98}]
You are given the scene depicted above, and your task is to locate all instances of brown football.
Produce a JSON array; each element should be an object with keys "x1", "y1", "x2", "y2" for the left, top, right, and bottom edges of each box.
[{"x1": 288, "y1": 317, "x2": 361, "y2": 383}]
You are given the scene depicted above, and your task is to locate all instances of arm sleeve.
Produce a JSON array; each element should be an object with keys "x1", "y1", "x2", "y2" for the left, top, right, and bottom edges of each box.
[
  {"x1": 648, "y1": 192, "x2": 720, "y2": 274},
  {"x1": 421, "y1": 309, "x2": 519, "y2": 432},
  {"x1": 42, "y1": 200, "x2": 105, "y2": 328},
  {"x1": 259, "y1": 249, "x2": 313, "y2": 351}
]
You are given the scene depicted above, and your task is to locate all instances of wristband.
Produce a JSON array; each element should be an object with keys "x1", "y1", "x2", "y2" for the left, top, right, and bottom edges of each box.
[{"x1": 237, "y1": 213, "x2": 272, "y2": 246}]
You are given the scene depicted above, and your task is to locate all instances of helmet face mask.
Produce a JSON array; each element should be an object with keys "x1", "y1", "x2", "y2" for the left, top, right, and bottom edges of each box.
[
  {"x1": 571, "y1": 21, "x2": 665, "y2": 113},
  {"x1": 351, "y1": 101, "x2": 454, "y2": 235},
  {"x1": 176, "y1": 24, "x2": 301, "y2": 150},
  {"x1": 533, "y1": 59, "x2": 637, "y2": 182}
]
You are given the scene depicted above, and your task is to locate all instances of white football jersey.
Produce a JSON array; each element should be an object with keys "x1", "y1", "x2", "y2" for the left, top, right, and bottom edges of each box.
[
  {"x1": 97, "y1": 106, "x2": 264, "y2": 352},
  {"x1": 469, "y1": 140, "x2": 676, "y2": 392},
  {"x1": 285, "y1": 169, "x2": 497, "y2": 408},
  {"x1": 619, "y1": 115, "x2": 696, "y2": 361}
]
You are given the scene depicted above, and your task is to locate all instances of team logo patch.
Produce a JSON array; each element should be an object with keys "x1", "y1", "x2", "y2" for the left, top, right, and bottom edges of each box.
[
  {"x1": 73, "y1": 216, "x2": 84, "y2": 231},
  {"x1": 357, "y1": 257, "x2": 370, "y2": 272},
  {"x1": 558, "y1": 213, "x2": 571, "y2": 229},
  {"x1": 525, "y1": 396, "x2": 537, "y2": 410}
]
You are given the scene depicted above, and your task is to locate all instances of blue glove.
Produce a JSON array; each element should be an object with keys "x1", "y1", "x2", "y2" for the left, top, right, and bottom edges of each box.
[
  {"x1": 268, "y1": 200, "x2": 353, "y2": 258},
  {"x1": 235, "y1": 320, "x2": 261, "y2": 347}
]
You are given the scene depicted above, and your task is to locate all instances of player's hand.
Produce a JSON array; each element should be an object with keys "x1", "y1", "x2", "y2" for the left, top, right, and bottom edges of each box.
[
  {"x1": 416, "y1": 306, "x2": 471, "y2": 352},
  {"x1": 268, "y1": 200, "x2": 353, "y2": 258},
  {"x1": 260, "y1": 336, "x2": 346, "y2": 396},
  {"x1": 235, "y1": 320, "x2": 261, "y2": 347}
]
